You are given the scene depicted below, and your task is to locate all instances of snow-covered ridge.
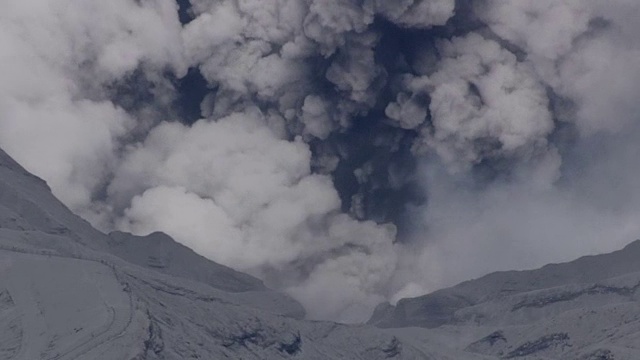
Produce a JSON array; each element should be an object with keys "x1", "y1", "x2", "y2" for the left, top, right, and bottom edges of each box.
[{"x1": 2, "y1": 147, "x2": 640, "y2": 359}]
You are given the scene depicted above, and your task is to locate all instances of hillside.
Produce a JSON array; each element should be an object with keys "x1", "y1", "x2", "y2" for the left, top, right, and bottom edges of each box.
[{"x1": 2, "y1": 147, "x2": 640, "y2": 359}]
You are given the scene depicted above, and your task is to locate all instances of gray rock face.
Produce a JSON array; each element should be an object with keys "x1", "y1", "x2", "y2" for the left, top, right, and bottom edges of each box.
[
  {"x1": 3, "y1": 146, "x2": 640, "y2": 359},
  {"x1": 368, "y1": 238, "x2": 640, "y2": 358},
  {"x1": 372, "y1": 238, "x2": 640, "y2": 326},
  {"x1": 0, "y1": 148, "x2": 472, "y2": 359},
  {"x1": 107, "y1": 231, "x2": 266, "y2": 294}
]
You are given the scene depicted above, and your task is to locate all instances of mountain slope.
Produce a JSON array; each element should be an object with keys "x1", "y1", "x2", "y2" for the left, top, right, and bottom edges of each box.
[
  {"x1": 0, "y1": 148, "x2": 485, "y2": 359},
  {"x1": 3, "y1": 146, "x2": 640, "y2": 359},
  {"x1": 369, "y1": 241, "x2": 640, "y2": 359},
  {"x1": 0, "y1": 148, "x2": 266, "y2": 294},
  {"x1": 370, "y1": 240, "x2": 640, "y2": 328}
]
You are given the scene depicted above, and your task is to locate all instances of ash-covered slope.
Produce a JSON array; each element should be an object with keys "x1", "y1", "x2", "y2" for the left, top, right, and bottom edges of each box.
[
  {"x1": 370, "y1": 241, "x2": 640, "y2": 359},
  {"x1": 0, "y1": 148, "x2": 484, "y2": 359},
  {"x1": 3, "y1": 145, "x2": 640, "y2": 359},
  {"x1": 0, "y1": 148, "x2": 264, "y2": 294},
  {"x1": 106, "y1": 230, "x2": 265, "y2": 293},
  {"x1": 371, "y1": 240, "x2": 640, "y2": 329}
]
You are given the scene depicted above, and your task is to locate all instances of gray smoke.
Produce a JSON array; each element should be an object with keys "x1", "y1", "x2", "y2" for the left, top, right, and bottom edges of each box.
[{"x1": 1, "y1": 0, "x2": 640, "y2": 322}]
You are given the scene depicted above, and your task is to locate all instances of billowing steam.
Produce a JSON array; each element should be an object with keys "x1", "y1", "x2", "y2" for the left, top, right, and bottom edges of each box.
[{"x1": 1, "y1": 0, "x2": 640, "y2": 322}]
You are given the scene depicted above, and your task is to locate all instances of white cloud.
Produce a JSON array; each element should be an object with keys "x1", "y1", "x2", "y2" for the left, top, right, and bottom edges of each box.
[
  {"x1": 371, "y1": 0, "x2": 455, "y2": 28},
  {"x1": 411, "y1": 34, "x2": 556, "y2": 179},
  {"x1": 3, "y1": 0, "x2": 640, "y2": 325},
  {"x1": 111, "y1": 110, "x2": 398, "y2": 322},
  {"x1": 476, "y1": 0, "x2": 640, "y2": 135},
  {"x1": 0, "y1": 0, "x2": 185, "y2": 216}
]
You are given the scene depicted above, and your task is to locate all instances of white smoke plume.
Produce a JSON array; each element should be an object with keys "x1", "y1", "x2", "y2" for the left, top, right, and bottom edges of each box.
[
  {"x1": 1, "y1": 0, "x2": 639, "y2": 323},
  {"x1": 0, "y1": 0, "x2": 186, "y2": 217},
  {"x1": 391, "y1": 33, "x2": 556, "y2": 175}
]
